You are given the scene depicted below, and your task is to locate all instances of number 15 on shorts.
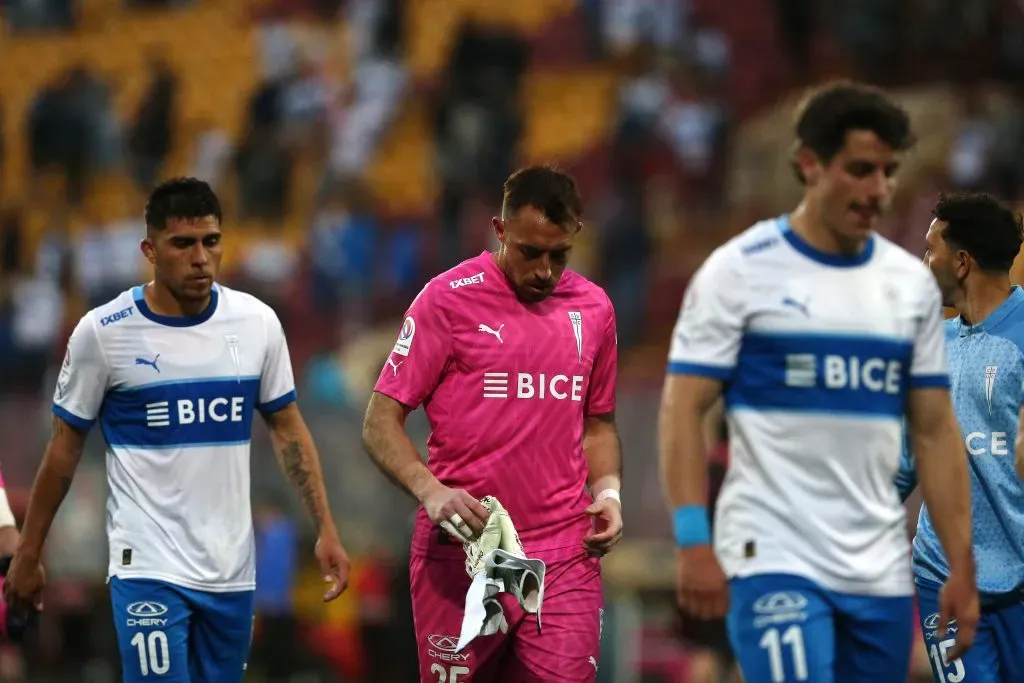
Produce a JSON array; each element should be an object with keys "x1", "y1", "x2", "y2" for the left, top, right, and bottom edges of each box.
[{"x1": 929, "y1": 637, "x2": 965, "y2": 683}]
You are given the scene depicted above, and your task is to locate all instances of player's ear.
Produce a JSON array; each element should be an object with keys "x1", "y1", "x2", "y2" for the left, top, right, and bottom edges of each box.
[
  {"x1": 795, "y1": 147, "x2": 821, "y2": 185},
  {"x1": 492, "y1": 216, "x2": 506, "y2": 243},
  {"x1": 955, "y1": 249, "x2": 972, "y2": 279},
  {"x1": 140, "y1": 237, "x2": 157, "y2": 265}
]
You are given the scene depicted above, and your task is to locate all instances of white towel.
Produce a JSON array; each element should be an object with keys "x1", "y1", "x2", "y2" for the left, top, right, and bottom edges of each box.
[{"x1": 455, "y1": 496, "x2": 546, "y2": 653}]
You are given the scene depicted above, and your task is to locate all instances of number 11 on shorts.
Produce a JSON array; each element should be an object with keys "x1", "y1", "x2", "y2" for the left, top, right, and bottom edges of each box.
[{"x1": 759, "y1": 625, "x2": 808, "y2": 682}]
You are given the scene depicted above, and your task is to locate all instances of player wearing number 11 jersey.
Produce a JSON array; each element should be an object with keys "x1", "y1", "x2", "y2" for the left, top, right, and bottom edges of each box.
[
  {"x1": 3, "y1": 178, "x2": 350, "y2": 683},
  {"x1": 658, "y1": 82, "x2": 979, "y2": 683}
]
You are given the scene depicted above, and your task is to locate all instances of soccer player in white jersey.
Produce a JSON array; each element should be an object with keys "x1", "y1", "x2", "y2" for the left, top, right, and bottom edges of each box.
[
  {"x1": 658, "y1": 82, "x2": 980, "y2": 682},
  {"x1": 2, "y1": 178, "x2": 350, "y2": 682}
]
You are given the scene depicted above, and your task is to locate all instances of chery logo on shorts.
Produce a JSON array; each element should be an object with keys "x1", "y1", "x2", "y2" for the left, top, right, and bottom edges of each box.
[
  {"x1": 127, "y1": 601, "x2": 168, "y2": 617},
  {"x1": 427, "y1": 635, "x2": 458, "y2": 652},
  {"x1": 427, "y1": 634, "x2": 470, "y2": 663},
  {"x1": 126, "y1": 601, "x2": 169, "y2": 628},
  {"x1": 751, "y1": 592, "x2": 808, "y2": 629}
]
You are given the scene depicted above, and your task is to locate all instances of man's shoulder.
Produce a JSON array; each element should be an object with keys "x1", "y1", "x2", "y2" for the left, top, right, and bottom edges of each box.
[
  {"x1": 214, "y1": 284, "x2": 276, "y2": 321},
  {"x1": 729, "y1": 218, "x2": 788, "y2": 258},
  {"x1": 87, "y1": 288, "x2": 141, "y2": 332},
  {"x1": 560, "y1": 269, "x2": 614, "y2": 315},
  {"x1": 870, "y1": 234, "x2": 932, "y2": 279},
  {"x1": 412, "y1": 254, "x2": 494, "y2": 309},
  {"x1": 703, "y1": 218, "x2": 788, "y2": 274},
  {"x1": 985, "y1": 307, "x2": 1024, "y2": 358}
]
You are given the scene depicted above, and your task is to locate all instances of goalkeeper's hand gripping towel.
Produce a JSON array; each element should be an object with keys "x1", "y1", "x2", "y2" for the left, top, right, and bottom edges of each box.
[{"x1": 455, "y1": 496, "x2": 546, "y2": 653}]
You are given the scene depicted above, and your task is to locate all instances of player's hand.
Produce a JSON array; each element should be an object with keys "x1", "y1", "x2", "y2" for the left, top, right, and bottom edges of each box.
[
  {"x1": 675, "y1": 545, "x2": 728, "y2": 620},
  {"x1": 2, "y1": 552, "x2": 45, "y2": 617},
  {"x1": 422, "y1": 483, "x2": 490, "y2": 542},
  {"x1": 583, "y1": 496, "x2": 623, "y2": 557},
  {"x1": 314, "y1": 531, "x2": 350, "y2": 603},
  {"x1": 938, "y1": 566, "x2": 979, "y2": 661}
]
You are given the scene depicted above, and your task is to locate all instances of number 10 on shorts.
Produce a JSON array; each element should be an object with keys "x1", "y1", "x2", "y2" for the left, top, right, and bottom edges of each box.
[
  {"x1": 131, "y1": 630, "x2": 171, "y2": 676},
  {"x1": 759, "y1": 625, "x2": 808, "y2": 682}
]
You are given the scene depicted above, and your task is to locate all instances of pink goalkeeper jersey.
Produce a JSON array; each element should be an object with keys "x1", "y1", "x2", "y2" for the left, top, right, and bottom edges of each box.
[{"x1": 375, "y1": 252, "x2": 618, "y2": 555}]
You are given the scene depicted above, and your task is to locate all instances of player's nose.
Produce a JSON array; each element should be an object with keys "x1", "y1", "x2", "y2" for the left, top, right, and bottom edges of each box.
[
  {"x1": 535, "y1": 256, "x2": 552, "y2": 280},
  {"x1": 866, "y1": 170, "x2": 890, "y2": 201},
  {"x1": 190, "y1": 243, "x2": 210, "y2": 265}
]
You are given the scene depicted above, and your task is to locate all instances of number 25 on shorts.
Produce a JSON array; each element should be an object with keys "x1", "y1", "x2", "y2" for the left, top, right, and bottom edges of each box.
[
  {"x1": 929, "y1": 638, "x2": 965, "y2": 683},
  {"x1": 759, "y1": 624, "x2": 808, "y2": 682},
  {"x1": 431, "y1": 663, "x2": 470, "y2": 682},
  {"x1": 131, "y1": 630, "x2": 171, "y2": 676}
]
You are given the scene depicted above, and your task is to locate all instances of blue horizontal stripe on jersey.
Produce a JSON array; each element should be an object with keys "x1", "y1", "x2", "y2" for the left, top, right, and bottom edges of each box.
[
  {"x1": 725, "y1": 331, "x2": 915, "y2": 418},
  {"x1": 100, "y1": 377, "x2": 260, "y2": 448},
  {"x1": 52, "y1": 403, "x2": 96, "y2": 430}
]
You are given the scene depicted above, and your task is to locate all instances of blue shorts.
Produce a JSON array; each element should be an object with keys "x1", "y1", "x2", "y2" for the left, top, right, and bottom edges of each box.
[
  {"x1": 916, "y1": 579, "x2": 1024, "y2": 683},
  {"x1": 727, "y1": 573, "x2": 914, "y2": 683},
  {"x1": 110, "y1": 577, "x2": 255, "y2": 683}
]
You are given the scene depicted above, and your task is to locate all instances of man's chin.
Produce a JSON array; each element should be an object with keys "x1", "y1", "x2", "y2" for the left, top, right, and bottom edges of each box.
[
  {"x1": 179, "y1": 281, "x2": 213, "y2": 301},
  {"x1": 516, "y1": 285, "x2": 552, "y2": 303}
]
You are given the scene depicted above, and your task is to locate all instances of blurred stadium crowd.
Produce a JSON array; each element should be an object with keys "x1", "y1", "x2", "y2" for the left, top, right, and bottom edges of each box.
[{"x1": 2, "y1": 0, "x2": 1024, "y2": 680}]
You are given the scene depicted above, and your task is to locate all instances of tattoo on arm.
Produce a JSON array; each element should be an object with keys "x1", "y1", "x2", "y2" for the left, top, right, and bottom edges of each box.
[{"x1": 280, "y1": 439, "x2": 323, "y2": 533}]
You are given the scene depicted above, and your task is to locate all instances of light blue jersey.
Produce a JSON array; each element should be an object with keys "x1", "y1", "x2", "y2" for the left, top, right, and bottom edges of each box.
[{"x1": 896, "y1": 286, "x2": 1024, "y2": 599}]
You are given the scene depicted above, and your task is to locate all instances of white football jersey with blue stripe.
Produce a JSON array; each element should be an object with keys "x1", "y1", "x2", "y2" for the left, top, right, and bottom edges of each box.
[
  {"x1": 669, "y1": 216, "x2": 949, "y2": 597},
  {"x1": 52, "y1": 284, "x2": 296, "y2": 592}
]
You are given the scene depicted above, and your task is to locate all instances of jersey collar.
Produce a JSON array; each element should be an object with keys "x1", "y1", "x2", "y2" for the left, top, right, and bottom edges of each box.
[
  {"x1": 132, "y1": 284, "x2": 220, "y2": 327},
  {"x1": 958, "y1": 285, "x2": 1024, "y2": 336},
  {"x1": 777, "y1": 215, "x2": 875, "y2": 268}
]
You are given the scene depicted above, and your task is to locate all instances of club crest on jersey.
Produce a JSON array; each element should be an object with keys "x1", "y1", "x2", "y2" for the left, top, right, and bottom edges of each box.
[
  {"x1": 393, "y1": 317, "x2": 415, "y2": 357},
  {"x1": 985, "y1": 365, "x2": 997, "y2": 414},
  {"x1": 225, "y1": 335, "x2": 241, "y2": 381},
  {"x1": 568, "y1": 311, "x2": 583, "y2": 363}
]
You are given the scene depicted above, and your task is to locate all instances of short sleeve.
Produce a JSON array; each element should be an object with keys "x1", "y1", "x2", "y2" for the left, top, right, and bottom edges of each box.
[
  {"x1": 585, "y1": 303, "x2": 618, "y2": 416},
  {"x1": 52, "y1": 314, "x2": 109, "y2": 430},
  {"x1": 258, "y1": 309, "x2": 297, "y2": 414},
  {"x1": 909, "y1": 277, "x2": 950, "y2": 388},
  {"x1": 667, "y1": 249, "x2": 745, "y2": 380},
  {"x1": 374, "y1": 283, "x2": 452, "y2": 410}
]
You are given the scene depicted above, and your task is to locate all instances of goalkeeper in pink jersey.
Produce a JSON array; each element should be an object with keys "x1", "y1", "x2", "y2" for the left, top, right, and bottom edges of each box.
[{"x1": 363, "y1": 165, "x2": 623, "y2": 682}]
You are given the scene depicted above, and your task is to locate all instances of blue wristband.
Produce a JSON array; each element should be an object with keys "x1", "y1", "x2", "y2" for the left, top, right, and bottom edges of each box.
[{"x1": 673, "y1": 505, "x2": 711, "y2": 548}]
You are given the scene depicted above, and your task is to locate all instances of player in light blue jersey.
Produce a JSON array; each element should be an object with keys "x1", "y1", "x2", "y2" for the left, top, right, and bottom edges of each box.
[
  {"x1": 2, "y1": 178, "x2": 351, "y2": 682},
  {"x1": 897, "y1": 192, "x2": 1024, "y2": 683},
  {"x1": 659, "y1": 82, "x2": 980, "y2": 683}
]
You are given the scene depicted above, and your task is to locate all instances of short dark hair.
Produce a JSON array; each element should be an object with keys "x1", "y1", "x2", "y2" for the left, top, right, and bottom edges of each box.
[
  {"x1": 933, "y1": 191, "x2": 1023, "y2": 272},
  {"x1": 791, "y1": 81, "x2": 914, "y2": 183},
  {"x1": 501, "y1": 164, "x2": 583, "y2": 228},
  {"x1": 144, "y1": 177, "x2": 222, "y2": 231}
]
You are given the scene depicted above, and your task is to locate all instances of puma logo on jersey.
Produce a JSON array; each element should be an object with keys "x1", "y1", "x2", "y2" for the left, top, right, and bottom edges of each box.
[
  {"x1": 781, "y1": 296, "x2": 811, "y2": 317},
  {"x1": 386, "y1": 358, "x2": 403, "y2": 376},
  {"x1": 478, "y1": 323, "x2": 504, "y2": 343},
  {"x1": 135, "y1": 354, "x2": 161, "y2": 373}
]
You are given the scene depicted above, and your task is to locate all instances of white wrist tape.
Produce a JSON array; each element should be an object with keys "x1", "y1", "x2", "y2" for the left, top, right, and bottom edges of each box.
[
  {"x1": 595, "y1": 489, "x2": 621, "y2": 504},
  {"x1": 0, "y1": 489, "x2": 15, "y2": 529}
]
